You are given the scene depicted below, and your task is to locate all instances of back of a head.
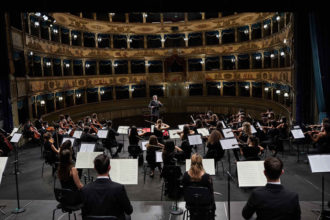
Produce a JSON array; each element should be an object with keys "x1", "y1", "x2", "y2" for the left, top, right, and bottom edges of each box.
[
  {"x1": 208, "y1": 130, "x2": 221, "y2": 145},
  {"x1": 83, "y1": 126, "x2": 90, "y2": 133},
  {"x1": 106, "y1": 120, "x2": 112, "y2": 127},
  {"x1": 58, "y1": 149, "x2": 73, "y2": 180},
  {"x1": 264, "y1": 157, "x2": 283, "y2": 181},
  {"x1": 61, "y1": 140, "x2": 72, "y2": 150},
  {"x1": 130, "y1": 126, "x2": 137, "y2": 136},
  {"x1": 149, "y1": 135, "x2": 158, "y2": 145},
  {"x1": 195, "y1": 119, "x2": 202, "y2": 128},
  {"x1": 43, "y1": 132, "x2": 51, "y2": 140},
  {"x1": 322, "y1": 118, "x2": 329, "y2": 124},
  {"x1": 189, "y1": 153, "x2": 204, "y2": 181},
  {"x1": 216, "y1": 121, "x2": 223, "y2": 130},
  {"x1": 94, "y1": 153, "x2": 110, "y2": 175}
]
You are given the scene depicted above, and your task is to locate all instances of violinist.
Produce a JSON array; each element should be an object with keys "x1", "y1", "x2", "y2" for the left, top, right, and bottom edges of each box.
[
  {"x1": 65, "y1": 115, "x2": 76, "y2": 129},
  {"x1": 80, "y1": 126, "x2": 98, "y2": 143},
  {"x1": 91, "y1": 113, "x2": 103, "y2": 129},
  {"x1": 240, "y1": 136, "x2": 264, "y2": 161},
  {"x1": 307, "y1": 122, "x2": 330, "y2": 154},
  {"x1": 128, "y1": 126, "x2": 145, "y2": 146},
  {"x1": 190, "y1": 119, "x2": 204, "y2": 133},
  {"x1": 23, "y1": 119, "x2": 41, "y2": 141},
  {"x1": 52, "y1": 123, "x2": 65, "y2": 150},
  {"x1": 154, "y1": 119, "x2": 170, "y2": 143},
  {"x1": 34, "y1": 116, "x2": 43, "y2": 130},
  {"x1": 205, "y1": 130, "x2": 225, "y2": 166},
  {"x1": 103, "y1": 120, "x2": 123, "y2": 158},
  {"x1": 0, "y1": 129, "x2": 13, "y2": 156},
  {"x1": 59, "y1": 114, "x2": 69, "y2": 131},
  {"x1": 179, "y1": 125, "x2": 195, "y2": 159},
  {"x1": 146, "y1": 135, "x2": 164, "y2": 177},
  {"x1": 84, "y1": 116, "x2": 92, "y2": 126},
  {"x1": 43, "y1": 132, "x2": 59, "y2": 174}
]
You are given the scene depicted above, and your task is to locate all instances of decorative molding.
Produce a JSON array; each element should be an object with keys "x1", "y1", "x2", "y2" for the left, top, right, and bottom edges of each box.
[{"x1": 52, "y1": 13, "x2": 275, "y2": 35}]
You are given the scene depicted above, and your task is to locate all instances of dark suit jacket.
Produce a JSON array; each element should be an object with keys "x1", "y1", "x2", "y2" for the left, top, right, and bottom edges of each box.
[
  {"x1": 148, "y1": 100, "x2": 163, "y2": 117},
  {"x1": 242, "y1": 183, "x2": 301, "y2": 220},
  {"x1": 81, "y1": 178, "x2": 133, "y2": 220}
]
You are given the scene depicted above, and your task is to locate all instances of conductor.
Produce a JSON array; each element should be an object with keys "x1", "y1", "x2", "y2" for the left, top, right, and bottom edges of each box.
[{"x1": 148, "y1": 95, "x2": 163, "y2": 122}]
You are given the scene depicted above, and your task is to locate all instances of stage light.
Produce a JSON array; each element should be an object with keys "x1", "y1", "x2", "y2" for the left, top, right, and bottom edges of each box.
[
  {"x1": 35, "y1": 12, "x2": 41, "y2": 17},
  {"x1": 85, "y1": 63, "x2": 90, "y2": 68},
  {"x1": 110, "y1": 13, "x2": 115, "y2": 16},
  {"x1": 162, "y1": 86, "x2": 165, "y2": 90},
  {"x1": 143, "y1": 13, "x2": 148, "y2": 18},
  {"x1": 216, "y1": 34, "x2": 220, "y2": 38},
  {"x1": 45, "y1": 62, "x2": 51, "y2": 67},
  {"x1": 270, "y1": 54, "x2": 275, "y2": 58},
  {"x1": 34, "y1": 21, "x2": 40, "y2": 27},
  {"x1": 29, "y1": 51, "x2": 33, "y2": 56},
  {"x1": 76, "y1": 93, "x2": 81, "y2": 98},
  {"x1": 114, "y1": 63, "x2": 118, "y2": 67},
  {"x1": 255, "y1": 55, "x2": 261, "y2": 60},
  {"x1": 200, "y1": 60, "x2": 204, "y2": 64},
  {"x1": 73, "y1": 34, "x2": 78, "y2": 40},
  {"x1": 184, "y1": 37, "x2": 188, "y2": 41},
  {"x1": 145, "y1": 62, "x2": 150, "y2": 67},
  {"x1": 43, "y1": 15, "x2": 48, "y2": 21},
  {"x1": 53, "y1": 29, "x2": 58, "y2": 34},
  {"x1": 161, "y1": 38, "x2": 165, "y2": 42},
  {"x1": 97, "y1": 37, "x2": 102, "y2": 42},
  {"x1": 283, "y1": 38, "x2": 287, "y2": 44},
  {"x1": 231, "y1": 58, "x2": 235, "y2": 63},
  {"x1": 217, "y1": 85, "x2": 221, "y2": 89}
]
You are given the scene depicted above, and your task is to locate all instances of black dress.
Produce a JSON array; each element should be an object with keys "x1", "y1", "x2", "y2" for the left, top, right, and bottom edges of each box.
[
  {"x1": 182, "y1": 172, "x2": 215, "y2": 219},
  {"x1": 60, "y1": 173, "x2": 82, "y2": 205},
  {"x1": 43, "y1": 141, "x2": 58, "y2": 164},
  {"x1": 241, "y1": 145, "x2": 260, "y2": 161},
  {"x1": 146, "y1": 145, "x2": 162, "y2": 171},
  {"x1": 205, "y1": 142, "x2": 224, "y2": 162}
]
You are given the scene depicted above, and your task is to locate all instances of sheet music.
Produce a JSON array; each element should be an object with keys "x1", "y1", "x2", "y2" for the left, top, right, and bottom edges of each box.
[
  {"x1": 291, "y1": 129, "x2": 305, "y2": 139},
  {"x1": 251, "y1": 125, "x2": 257, "y2": 134},
  {"x1": 10, "y1": 133, "x2": 22, "y2": 143},
  {"x1": 156, "y1": 151, "x2": 163, "y2": 163},
  {"x1": 0, "y1": 157, "x2": 8, "y2": 184},
  {"x1": 169, "y1": 129, "x2": 181, "y2": 139},
  {"x1": 117, "y1": 126, "x2": 129, "y2": 134},
  {"x1": 197, "y1": 128, "x2": 210, "y2": 137},
  {"x1": 79, "y1": 143, "x2": 95, "y2": 152},
  {"x1": 10, "y1": 128, "x2": 18, "y2": 136},
  {"x1": 141, "y1": 141, "x2": 148, "y2": 151},
  {"x1": 178, "y1": 124, "x2": 185, "y2": 131},
  {"x1": 222, "y1": 128, "x2": 234, "y2": 138},
  {"x1": 67, "y1": 129, "x2": 72, "y2": 135},
  {"x1": 237, "y1": 161, "x2": 267, "y2": 187},
  {"x1": 221, "y1": 121, "x2": 227, "y2": 128},
  {"x1": 151, "y1": 125, "x2": 155, "y2": 133},
  {"x1": 308, "y1": 155, "x2": 330, "y2": 173},
  {"x1": 257, "y1": 122, "x2": 262, "y2": 129},
  {"x1": 186, "y1": 159, "x2": 215, "y2": 175},
  {"x1": 73, "y1": 130, "x2": 83, "y2": 139},
  {"x1": 191, "y1": 115, "x2": 196, "y2": 123},
  {"x1": 75, "y1": 152, "x2": 102, "y2": 168},
  {"x1": 97, "y1": 130, "x2": 108, "y2": 139},
  {"x1": 188, "y1": 135, "x2": 203, "y2": 145},
  {"x1": 294, "y1": 125, "x2": 300, "y2": 129},
  {"x1": 109, "y1": 159, "x2": 138, "y2": 185},
  {"x1": 62, "y1": 137, "x2": 75, "y2": 145},
  {"x1": 220, "y1": 138, "x2": 239, "y2": 150}
]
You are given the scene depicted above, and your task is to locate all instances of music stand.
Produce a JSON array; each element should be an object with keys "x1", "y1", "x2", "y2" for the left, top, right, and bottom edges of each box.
[
  {"x1": 308, "y1": 154, "x2": 330, "y2": 219},
  {"x1": 72, "y1": 130, "x2": 82, "y2": 139},
  {"x1": 188, "y1": 134, "x2": 203, "y2": 154},
  {"x1": 290, "y1": 129, "x2": 305, "y2": 162},
  {"x1": 10, "y1": 133, "x2": 25, "y2": 214},
  {"x1": 169, "y1": 129, "x2": 181, "y2": 145},
  {"x1": 0, "y1": 157, "x2": 8, "y2": 215},
  {"x1": 118, "y1": 126, "x2": 129, "y2": 151}
]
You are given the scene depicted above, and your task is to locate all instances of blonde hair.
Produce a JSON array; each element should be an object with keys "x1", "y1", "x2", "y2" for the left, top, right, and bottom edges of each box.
[
  {"x1": 188, "y1": 153, "x2": 205, "y2": 181},
  {"x1": 242, "y1": 122, "x2": 252, "y2": 136}
]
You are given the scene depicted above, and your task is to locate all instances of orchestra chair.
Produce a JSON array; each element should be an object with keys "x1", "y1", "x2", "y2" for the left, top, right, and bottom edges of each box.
[
  {"x1": 85, "y1": 216, "x2": 118, "y2": 220},
  {"x1": 160, "y1": 165, "x2": 182, "y2": 201},
  {"x1": 143, "y1": 160, "x2": 151, "y2": 184},
  {"x1": 128, "y1": 145, "x2": 143, "y2": 166},
  {"x1": 259, "y1": 135, "x2": 276, "y2": 158},
  {"x1": 41, "y1": 150, "x2": 57, "y2": 177},
  {"x1": 52, "y1": 188, "x2": 83, "y2": 220},
  {"x1": 183, "y1": 186, "x2": 214, "y2": 220}
]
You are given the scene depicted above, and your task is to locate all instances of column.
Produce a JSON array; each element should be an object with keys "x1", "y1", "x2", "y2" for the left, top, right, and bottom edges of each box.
[
  {"x1": 262, "y1": 83, "x2": 265, "y2": 99},
  {"x1": 81, "y1": 32, "x2": 84, "y2": 47},
  {"x1": 145, "y1": 60, "x2": 150, "y2": 97},
  {"x1": 127, "y1": 35, "x2": 130, "y2": 49},
  {"x1": 270, "y1": 19, "x2": 273, "y2": 35},
  {"x1": 129, "y1": 84, "x2": 133, "y2": 99},
  {"x1": 125, "y1": 13, "x2": 129, "y2": 23},
  {"x1": 249, "y1": 82, "x2": 252, "y2": 97},
  {"x1": 128, "y1": 60, "x2": 131, "y2": 74},
  {"x1": 110, "y1": 34, "x2": 114, "y2": 48},
  {"x1": 84, "y1": 89, "x2": 87, "y2": 104},
  {"x1": 63, "y1": 94, "x2": 66, "y2": 108},
  {"x1": 54, "y1": 93, "x2": 57, "y2": 111},
  {"x1": 261, "y1": 52, "x2": 264, "y2": 69},
  {"x1": 60, "y1": 59, "x2": 64, "y2": 76},
  {"x1": 51, "y1": 58, "x2": 54, "y2": 76},
  {"x1": 220, "y1": 81, "x2": 223, "y2": 96},
  {"x1": 234, "y1": 28, "x2": 238, "y2": 43},
  {"x1": 184, "y1": 13, "x2": 188, "y2": 22},
  {"x1": 278, "y1": 51, "x2": 280, "y2": 67},
  {"x1": 93, "y1": 13, "x2": 96, "y2": 20},
  {"x1": 249, "y1": 54, "x2": 253, "y2": 69},
  {"x1": 109, "y1": 13, "x2": 112, "y2": 22},
  {"x1": 112, "y1": 59, "x2": 115, "y2": 75},
  {"x1": 219, "y1": 29, "x2": 222, "y2": 44},
  {"x1": 41, "y1": 56, "x2": 44, "y2": 77},
  {"x1": 235, "y1": 82, "x2": 239, "y2": 96},
  {"x1": 218, "y1": 12, "x2": 222, "y2": 18},
  {"x1": 185, "y1": 33, "x2": 188, "y2": 47},
  {"x1": 24, "y1": 50, "x2": 30, "y2": 76},
  {"x1": 162, "y1": 59, "x2": 166, "y2": 81},
  {"x1": 112, "y1": 86, "x2": 116, "y2": 100},
  {"x1": 69, "y1": 29, "x2": 72, "y2": 46},
  {"x1": 235, "y1": 55, "x2": 238, "y2": 70},
  {"x1": 98, "y1": 87, "x2": 101, "y2": 102},
  {"x1": 58, "y1": 28, "x2": 62, "y2": 43},
  {"x1": 95, "y1": 33, "x2": 98, "y2": 48},
  {"x1": 202, "y1": 32, "x2": 206, "y2": 46},
  {"x1": 201, "y1": 13, "x2": 205, "y2": 20},
  {"x1": 249, "y1": 25, "x2": 252, "y2": 40},
  {"x1": 82, "y1": 60, "x2": 86, "y2": 75},
  {"x1": 161, "y1": 33, "x2": 165, "y2": 48},
  {"x1": 219, "y1": 56, "x2": 223, "y2": 70},
  {"x1": 28, "y1": 14, "x2": 31, "y2": 35},
  {"x1": 73, "y1": 90, "x2": 76, "y2": 105},
  {"x1": 27, "y1": 96, "x2": 33, "y2": 119},
  {"x1": 48, "y1": 27, "x2": 51, "y2": 41},
  {"x1": 144, "y1": 35, "x2": 147, "y2": 48},
  {"x1": 143, "y1": 12, "x2": 147, "y2": 23},
  {"x1": 96, "y1": 60, "x2": 100, "y2": 75},
  {"x1": 71, "y1": 60, "x2": 74, "y2": 76},
  {"x1": 160, "y1": 13, "x2": 163, "y2": 24}
]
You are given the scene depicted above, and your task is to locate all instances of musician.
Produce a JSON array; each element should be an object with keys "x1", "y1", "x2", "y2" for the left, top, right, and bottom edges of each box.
[
  {"x1": 58, "y1": 149, "x2": 83, "y2": 205},
  {"x1": 180, "y1": 125, "x2": 195, "y2": 159},
  {"x1": 52, "y1": 123, "x2": 65, "y2": 149},
  {"x1": 240, "y1": 136, "x2": 264, "y2": 161},
  {"x1": 190, "y1": 119, "x2": 203, "y2": 133},
  {"x1": 43, "y1": 132, "x2": 59, "y2": 175},
  {"x1": 148, "y1": 95, "x2": 163, "y2": 122},
  {"x1": 146, "y1": 135, "x2": 164, "y2": 177},
  {"x1": 34, "y1": 116, "x2": 43, "y2": 130},
  {"x1": 182, "y1": 153, "x2": 216, "y2": 219},
  {"x1": 237, "y1": 122, "x2": 253, "y2": 143},
  {"x1": 103, "y1": 120, "x2": 123, "y2": 158},
  {"x1": 92, "y1": 113, "x2": 103, "y2": 129},
  {"x1": 0, "y1": 129, "x2": 12, "y2": 156},
  {"x1": 307, "y1": 122, "x2": 330, "y2": 154},
  {"x1": 81, "y1": 126, "x2": 98, "y2": 143},
  {"x1": 128, "y1": 126, "x2": 145, "y2": 146},
  {"x1": 162, "y1": 140, "x2": 183, "y2": 166},
  {"x1": 205, "y1": 130, "x2": 225, "y2": 165},
  {"x1": 154, "y1": 119, "x2": 170, "y2": 143},
  {"x1": 23, "y1": 119, "x2": 41, "y2": 142},
  {"x1": 59, "y1": 114, "x2": 69, "y2": 131},
  {"x1": 84, "y1": 116, "x2": 92, "y2": 126},
  {"x1": 242, "y1": 157, "x2": 301, "y2": 220}
]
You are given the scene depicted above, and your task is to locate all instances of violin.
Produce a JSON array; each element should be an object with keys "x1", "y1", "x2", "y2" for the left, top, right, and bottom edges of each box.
[
  {"x1": 90, "y1": 124, "x2": 98, "y2": 134},
  {"x1": 30, "y1": 126, "x2": 41, "y2": 139},
  {"x1": 0, "y1": 132, "x2": 13, "y2": 154},
  {"x1": 46, "y1": 126, "x2": 55, "y2": 132}
]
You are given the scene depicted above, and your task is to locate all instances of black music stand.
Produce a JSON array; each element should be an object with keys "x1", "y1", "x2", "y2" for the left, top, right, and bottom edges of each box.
[
  {"x1": 308, "y1": 154, "x2": 330, "y2": 219},
  {"x1": 10, "y1": 133, "x2": 25, "y2": 214}
]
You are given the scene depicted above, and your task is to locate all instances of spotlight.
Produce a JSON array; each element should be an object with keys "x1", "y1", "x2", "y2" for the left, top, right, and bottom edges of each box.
[
  {"x1": 216, "y1": 34, "x2": 220, "y2": 38},
  {"x1": 284, "y1": 92, "x2": 289, "y2": 97},
  {"x1": 145, "y1": 62, "x2": 150, "y2": 67},
  {"x1": 263, "y1": 24, "x2": 268, "y2": 29},
  {"x1": 58, "y1": 96, "x2": 63, "y2": 101},
  {"x1": 53, "y1": 20, "x2": 56, "y2": 23},
  {"x1": 143, "y1": 13, "x2": 148, "y2": 18},
  {"x1": 276, "y1": 90, "x2": 281, "y2": 94},
  {"x1": 130, "y1": 88, "x2": 135, "y2": 92},
  {"x1": 244, "y1": 29, "x2": 249, "y2": 34},
  {"x1": 200, "y1": 60, "x2": 204, "y2": 64},
  {"x1": 114, "y1": 63, "x2": 118, "y2": 67},
  {"x1": 73, "y1": 34, "x2": 78, "y2": 40},
  {"x1": 184, "y1": 37, "x2": 188, "y2": 41},
  {"x1": 128, "y1": 38, "x2": 132, "y2": 43},
  {"x1": 255, "y1": 55, "x2": 261, "y2": 60},
  {"x1": 43, "y1": 15, "x2": 48, "y2": 21},
  {"x1": 270, "y1": 54, "x2": 275, "y2": 58},
  {"x1": 280, "y1": 51, "x2": 285, "y2": 56},
  {"x1": 46, "y1": 62, "x2": 51, "y2": 67},
  {"x1": 97, "y1": 37, "x2": 102, "y2": 42},
  {"x1": 276, "y1": 16, "x2": 281, "y2": 21},
  {"x1": 76, "y1": 93, "x2": 81, "y2": 98},
  {"x1": 53, "y1": 29, "x2": 58, "y2": 34},
  {"x1": 29, "y1": 51, "x2": 33, "y2": 56},
  {"x1": 161, "y1": 38, "x2": 165, "y2": 42},
  {"x1": 85, "y1": 63, "x2": 90, "y2": 68},
  {"x1": 162, "y1": 86, "x2": 165, "y2": 90},
  {"x1": 100, "y1": 90, "x2": 105, "y2": 95},
  {"x1": 50, "y1": 24, "x2": 53, "y2": 27},
  {"x1": 231, "y1": 58, "x2": 235, "y2": 63},
  {"x1": 35, "y1": 12, "x2": 41, "y2": 17},
  {"x1": 245, "y1": 85, "x2": 249, "y2": 90},
  {"x1": 40, "y1": 100, "x2": 45, "y2": 105},
  {"x1": 110, "y1": 13, "x2": 115, "y2": 16},
  {"x1": 217, "y1": 85, "x2": 221, "y2": 89},
  {"x1": 264, "y1": 87, "x2": 269, "y2": 91},
  {"x1": 65, "y1": 63, "x2": 70, "y2": 68},
  {"x1": 283, "y1": 38, "x2": 287, "y2": 44}
]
